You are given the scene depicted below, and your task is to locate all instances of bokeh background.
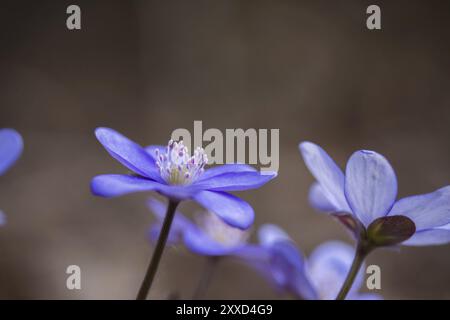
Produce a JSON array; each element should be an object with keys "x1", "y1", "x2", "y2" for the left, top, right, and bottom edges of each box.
[{"x1": 0, "y1": 0, "x2": 449, "y2": 299}]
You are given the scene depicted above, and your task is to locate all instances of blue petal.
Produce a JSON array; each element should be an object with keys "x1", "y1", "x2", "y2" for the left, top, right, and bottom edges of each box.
[
  {"x1": 183, "y1": 224, "x2": 247, "y2": 256},
  {"x1": 0, "y1": 129, "x2": 23, "y2": 175},
  {"x1": 299, "y1": 142, "x2": 350, "y2": 212},
  {"x1": 145, "y1": 145, "x2": 166, "y2": 161},
  {"x1": 345, "y1": 150, "x2": 397, "y2": 227},
  {"x1": 389, "y1": 186, "x2": 450, "y2": 230},
  {"x1": 95, "y1": 128, "x2": 162, "y2": 182},
  {"x1": 193, "y1": 191, "x2": 254, "y2": 230},
  {"x1": 307, "y1": 241, "x2": 364, "y2": 300},
  {"x1": 193, "y1": 170, "x2": 277, "y2": 192},
  {"x1": 91, "y1": 174, "x2": 196, "y2": 200},
  {"x1": 349, "y1": 293, "x2": 383, "y2": 300},
  {"x1": 309, "y1": 183, "x2": 338, "y2": 213},
  {"x1": 268, "y1": 241, "x2": 317, "y2": 300},
  {"x1": 402, "y1": 224, "x2": 450, "y2": 246},
  {"x1": 258, "y1": 224, "x2": 291, "y2": 246},
  {"x1": 197, "y1": 164, "x2": 256, "y2": 182}
]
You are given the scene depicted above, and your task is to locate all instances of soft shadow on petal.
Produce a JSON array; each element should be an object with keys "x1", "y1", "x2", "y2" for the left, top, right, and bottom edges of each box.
[
  {"x1": 95, "y1": 128, "x2": 161, "y2": 181},
  {"x1": 389, "y1": 186, "x2": 450, "y2": 230},
  {"x1": 193, "y1": 170, "x2": 277, "y2": 192},
  {"x1": 193, "y1": 191, "x2": 254, "y2": 230},
  {"x1": 299, "y1": 142, "x2": 350, "y2": 212},
  {"x1": 0, "y1": 129, "x2": 23, "y2": 175},
  {"x1": 345, "y1": 150, "x2": 397, "y2": 227}
]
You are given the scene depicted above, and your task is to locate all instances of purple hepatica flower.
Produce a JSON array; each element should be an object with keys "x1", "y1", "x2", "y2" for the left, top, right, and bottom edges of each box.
[
  {"x1": 299, "y1": 142, "x2": 450, "y2": 247},
  {"x1": 0, "y1": 129, "x2": 23, "y2": 225},
  {"x1": 91, "y1": 128, "x2": 277, "y2": 229},
  {"x1": 251, "y1": 224, "x2": 381, "y2": 300},
  {"x1": 147, "y1": 198, "x2": 261, "y2": 257}
]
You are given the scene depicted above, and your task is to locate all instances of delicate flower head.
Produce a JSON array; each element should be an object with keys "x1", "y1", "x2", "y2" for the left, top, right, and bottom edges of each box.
[
  {"x1": 155, "y1": 140, "x2": 208, "y2": 186},
  {"x1": 148, "y1": 198, "x2": 254, "y2": 256},
  {"x1": 299, "y1": 141, "x2": 450, "y2": 247},
  {"x1": 248, "y1": 224, "x2": 381, "y2": 300},
  {"x1": 91, "y1": 127, "x2": 277, "y2": 229}
]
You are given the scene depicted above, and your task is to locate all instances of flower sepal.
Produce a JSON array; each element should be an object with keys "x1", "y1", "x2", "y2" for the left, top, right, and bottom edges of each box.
[{"x1": 365, "y1": 215, "x2": 416, "y2": 247}]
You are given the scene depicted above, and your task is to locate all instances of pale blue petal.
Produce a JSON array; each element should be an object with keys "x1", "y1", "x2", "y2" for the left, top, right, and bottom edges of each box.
[
  {"x1": 402, "y1": 224, "x2": 450, "y2": 246},
  {"x1": 309, "y1": 183, "x2": 339, "y2": 213},
  {"x1": 389, "y1": 186, "x2": 450, "y2": 230},
  {"x1": 345, "y1": 150, "x2": 397, "y2": 227},
  {"x1": 299, "y1": 142, "x2": 350, "y2": 212}
]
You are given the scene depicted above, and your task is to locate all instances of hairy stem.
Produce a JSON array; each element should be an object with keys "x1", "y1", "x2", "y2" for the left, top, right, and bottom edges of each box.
[{"x1": 136, "y1": 199, "x2": 179, "y2": 300}]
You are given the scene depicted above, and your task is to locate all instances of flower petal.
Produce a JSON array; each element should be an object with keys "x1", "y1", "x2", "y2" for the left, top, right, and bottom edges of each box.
[
  {"x1": 269, "y1": 241, "x2": 317, "y2": 300},
  {"x1": 345, "y1": 150, "x2": 397, "y2": 227},
  {"x1": 183, "y1": 224, "x2": 246, "y2": 256},
  {"x1": 91, "y1": 174, "x2": 196, "y2": 199},
  {"x1": 389, "y1": 186, "x2": 450, "y2": 230},
  {"x1": 309, "y1": 183, "x2": 339, "y2": 213},
  {"x1": 193, "y1": 191, "x2": 254, "y2": 230},
  {"x1": 258, "y1": 224, "x2": 291, "y2": 246},
  {"x1": 147, "y1": 198, "x2": 191, "y2": 230},
  {"x1": 307, "y1": 241, "x2": 364, "y2": 300},
  {"x1": 95, "y1": 128, "x2": 161, "y2": 181},
  {"x1": 0, "y1": 129, "x2": 23, "y2": 175},
  {"x1": 299, "y1": 142, "x2": 350, "y2": 212},
  {"x1": 197, "y1": 164, "x2": 256, "y2": 181},
  {"x1": 349, "y1": 293, "x2": 383, "y2": 300},
  {"x1": 402, "y1": 224, "x2": 450, "y2": 246},
  {"x1": 193, "y1": 170, "x2": 277, "y2": 192}
]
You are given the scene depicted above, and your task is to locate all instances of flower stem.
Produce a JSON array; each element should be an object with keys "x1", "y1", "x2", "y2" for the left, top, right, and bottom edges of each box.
[
  {"x1": 335, "y1": 242, "x2": 371, "y2": 300},
  {"x1": 192, "y1": 257, "x2": 220, "y2": 299},
  {"x1": 136, "y1": 199, "x2": 179, "y2": 300}
]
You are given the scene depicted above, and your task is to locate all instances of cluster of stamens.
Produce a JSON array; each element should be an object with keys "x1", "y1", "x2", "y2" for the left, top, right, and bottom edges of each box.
[
  {"x1": 155, "y1": 140, "x2": 208, "y2": 185},
  {"x1": 197, "y1": 213, "x2": 249, "y2": 247}
]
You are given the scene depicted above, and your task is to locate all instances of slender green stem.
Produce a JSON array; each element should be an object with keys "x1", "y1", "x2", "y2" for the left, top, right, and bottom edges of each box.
[
  {"x1": 136, "y1": 199, "x2": 179, "y2": 300},
  {"x1": 192, "y1": 257, "x2": 220, "y2": 300},
  {"x1": 335, "y1": 242, "x2": 371, "y2": 300}
]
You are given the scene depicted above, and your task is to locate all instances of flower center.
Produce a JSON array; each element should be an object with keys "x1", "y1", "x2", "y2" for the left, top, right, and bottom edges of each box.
[
  {"x1": 155, "y1": 140, "x2": 208, "y2": 185},
  {"x1": 197, "y1": 213, "x2": 249, "y2": 247}
]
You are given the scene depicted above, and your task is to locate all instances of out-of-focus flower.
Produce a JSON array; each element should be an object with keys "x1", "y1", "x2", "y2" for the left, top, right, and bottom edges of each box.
[
  {"x1": 91, "y1": 128, "x2": 277, "y2": 229},
  {"x1": 249, "y1": 224, "x2": 381, "y2": 300},
  {"x1": 147, "y1": 198, "x2": 260, "y2": 257},
  {"x1": 0, "y1": 128, "x2": 23, "y2": 225},
  {"x1": 299, "y1": 142, "x2": 450, "y2": 247}
]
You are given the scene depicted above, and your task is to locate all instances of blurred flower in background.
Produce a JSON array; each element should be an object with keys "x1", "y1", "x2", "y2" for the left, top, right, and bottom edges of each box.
[
  {"x1": 0, "y1": 128, "x2": 23, "y2": 225},
  {"x1": 250, "y1": 224, "x2": 381, "y2": 300}
]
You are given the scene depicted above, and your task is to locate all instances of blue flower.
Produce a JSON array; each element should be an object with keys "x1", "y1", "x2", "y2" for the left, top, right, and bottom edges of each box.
[
  {"x1": 91, "y1": 128, "x2": 276, "y2": 229},
  {"x1": 299, "y1": 142, "x2": 450, "y2": 246},
  {"x1": 249, "y1": 224, "x2": 382, "y2": 300},
  {"x1": 147, "y1": 198, "x2": 262, "y2": 257},
  {"x1": 0, "y1": 128, "x2": 23, "y2": 225}
]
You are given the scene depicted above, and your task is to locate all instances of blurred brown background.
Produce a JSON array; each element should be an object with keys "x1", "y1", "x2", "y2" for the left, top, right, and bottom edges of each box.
[{"x1": 0, "y1": 0, "x2": 449, "y2": 299}]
